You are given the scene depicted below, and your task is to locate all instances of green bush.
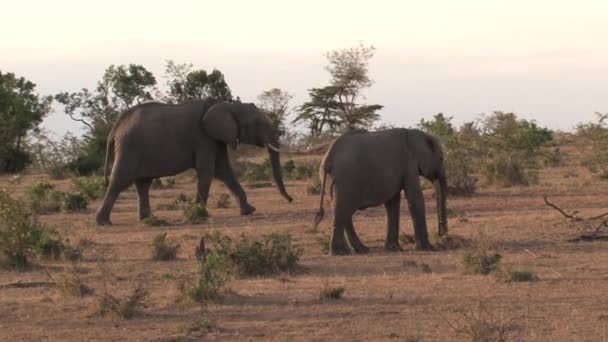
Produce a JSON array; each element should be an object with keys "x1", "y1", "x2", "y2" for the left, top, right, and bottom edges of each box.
[
  {"x1": 151, "y1": 233, "x2": 180, "y2": 261},
  {"x1": 72, "y1": 176, "x2": 106, "y2": 200},
  {"x1": 62, "y1": 192, "x2": 89, "y2": 212},
  {"x1": 0, "y1": 190, "x2": 48, "y2": 269},
  {"x1": 206, "y1": 231, "x2": 302, "y2": 277},
  {"x1": 33, "y1": 229, "x2": 65, "y2": 260},
  {"x1": 283, "y1": 159, "x2": 296, "y2": 175},
  {"x1": 26, "y1": 181, "x2": 62, "y2": 214},
  {"x1": 576, "y1": 113, "x2": 608, "y2": 174},
  {"x1": 182, "y1": 202, "x2": 209, "y2": 224},
  {"x1": 186, "y1": 251, "x2": 232, "y2": 302},
  {"x1": 244, "y1": 159, "x2": 272, "y2": 182}
]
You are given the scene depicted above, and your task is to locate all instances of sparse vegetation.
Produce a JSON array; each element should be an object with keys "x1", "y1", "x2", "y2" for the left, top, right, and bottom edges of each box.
[
  {"x1": 55, "y1": 264, "x2": 93, "y2": 298},
  {"x1": 206, "y1": 232, "x2": 302, "y2": 277},
  {"x1": 62, "y1": 192, "x2": 89, "y2": 212},
  {"x1": 503, "y1": 269, "x2": 539, "y2": 283},
  {"x1": 151, "y1": 232, "x2": 180, "y2": 261},
  {"x1": 181, "y1": 200, "x2": 209, "y2": 224},
  {"x1": 71, "y1": 176, "x2": 106, "y2": 200},
  {"x1": 319, "y1": 285, "x2": 345, "y2": 301},
  {"x1": 0, "y1": 190, "x2": 54, "y2": 270},
  {"x1": 215, "y1": 193, "x2": 231, "y2": 208},
  {"x1": 462, "y1": 233, "x2": 501, "y2": 275},
  {"x1": 185, "y1": 251, "x2": 232, "y2": 303},
  {"x1": 26, "y1": 181, "x2": 63, "y2": 214},
  {"x1": 434, "y1": 302, "x2": 523, "y2": 342},
  {"x1": 97, "y1": 285, "x2": 148, "y2": 319}
]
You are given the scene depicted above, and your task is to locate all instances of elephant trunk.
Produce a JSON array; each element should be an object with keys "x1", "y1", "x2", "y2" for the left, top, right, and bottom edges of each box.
[
  {"x1": 434, "y1": 175, "x2": 448, "y2": 236},
  {"x1": 267, "y1": 143, "x2": 293, "y2": 203}
]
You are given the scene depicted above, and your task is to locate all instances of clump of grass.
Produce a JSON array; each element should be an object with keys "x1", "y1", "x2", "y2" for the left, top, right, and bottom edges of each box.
[
  {"x1": 462, "y1": 247, "x2": 502, "y2": 275},
  {"x1": 215, "y1": 193, "x2": 231, "y2": 208},
  {"x1": 247, "y1": 181, "x2": 273, "y2": 188},
  {"x1": 56, "y1": 264, "x2": 93, "y2": 298},
  {"x1": 0, "y1": 191, "x2": 56, "y2": 270},
  {"x1": 151, "y1": 232, "x2": 180, "y2": 261},
  {"x1": 399, "y1": 233, "x2": 416, "y2": 245},
  {"x1": 72, "y1": 176, "x2": 106, "y2": 200},
  {"x1": 306, "y1": 177, "x2": 322, "y2": 195},
  {"x1": 402, "y1": 260, "x2": 432, "y2": 273},
  {"x1": 142, "y1": 216, "x2": 170, "y2": 227},
  {"x1": 62, "y1": 192, "x2": 89, "y2": 212},
  {"x1": 432, "y1": 233, "x2": 470, "y2": 250},
  {"x1": 183, "y1": 202, "x2": 209, "y2": 224},
  {"x1": 315, "y1": 234, "x2": 330, "y2": 254},
  {"x1": 26, "y1": 181, "x2": 63, "y2": 214},
  {"x1": 97, "y1": 285, "x2": 148, "y2": 319},
  {"x1": 319, "y1": 286, "x2": 345, "y2": 301},
  {"x1": 244, "y1": 159, "x2": 272, "y2": 182},
  {"x1": 503, "y1": 269, "x2": 539, "y2": 283},
  {"x1": 208, "y1": 232, "x2": 302, "y2": 277}
]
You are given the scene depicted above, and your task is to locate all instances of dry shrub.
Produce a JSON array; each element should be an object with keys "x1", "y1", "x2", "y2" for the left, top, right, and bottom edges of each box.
[
  {"x1": 185, "y1": 252, "x2": 232, "y2": 303},
  {"x1": 434, "y1": 302, "x2": 523, "y2": 342},
  {"x1": 462, "y1": 233, "x2": 501, "y2": 275},
  {"x1": 151, "y1": 232, "x2": 180, "y2": 261},
  {"x1": 62, "y1": 192, "x2": 88, "y2": 212},
  {"x1": 215, "y1": 193, "x2": 231, "y2": 208},
  {"x1": 97, "y1": 285, "x2": 148, "y2": 319},
  {"x1": 432, "y1": 233, "x2": 471, "y2": 250},
  {"x1": 55, "y1": 264, "x2": 93, "y2": 298},
  {"x1": 142, "y1": 216, "x2": 170, "y2": 227},
  {"x1": 319, "y1": 286, "x2": 345, "y2": 301}
]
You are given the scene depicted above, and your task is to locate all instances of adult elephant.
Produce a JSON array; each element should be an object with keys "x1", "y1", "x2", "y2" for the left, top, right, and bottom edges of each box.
[
  {"x1": 95, "y1": 98, "x2": 293, "y2": 225},
  {"x1": 313, "y1": 128, "x2": 447, "y2": 255}
]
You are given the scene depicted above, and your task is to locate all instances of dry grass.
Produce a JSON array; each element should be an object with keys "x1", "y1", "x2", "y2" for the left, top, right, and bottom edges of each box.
[{"x1": 2, "y1": 142, "x2": 608, "y2": 340}]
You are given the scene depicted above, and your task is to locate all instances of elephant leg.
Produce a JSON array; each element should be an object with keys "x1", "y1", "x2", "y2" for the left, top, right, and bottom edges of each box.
[
  {"x1": 384, "y1": 192, "x2": 403, "y2": 252},
  {"x1": 403, "y1": 176, "x2": 432, "y2": 251},
  {"x1": 345, "y1": 217, "x2": 369, "y2": 254},
  {"x1": 195, "y1": 154, "x2": 215, "y2": 207},
  {"x1": 96, "y1": 166, "x2": 133, "y2": 226},
  {"x1": 214, "y1": 147, "x2": 255, "y2": 215},
  {"x1": 135, "y1": 178, "x2": 153, "y2": 220},
  {"x1": 330, "y1": 191, "x2": 354, "y2": 255}
]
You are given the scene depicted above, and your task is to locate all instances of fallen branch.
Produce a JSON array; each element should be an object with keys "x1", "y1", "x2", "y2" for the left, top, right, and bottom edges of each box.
[
  {"x1": 544, "y1": 195, "x2": 608, "y2": 242},
  {"x1": 0, "y1": 281, "x2": 55, "y2": 290}
]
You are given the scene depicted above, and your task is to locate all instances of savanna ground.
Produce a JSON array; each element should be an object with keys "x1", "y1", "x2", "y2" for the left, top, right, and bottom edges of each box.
[{"x1": 2, "y1": 141, "x2": 608, "y2": 341}]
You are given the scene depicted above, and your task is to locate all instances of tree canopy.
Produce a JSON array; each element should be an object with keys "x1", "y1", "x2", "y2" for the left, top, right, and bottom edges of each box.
[{"x1": 0, "y1": 71, "x2": 52, "y2": 173}]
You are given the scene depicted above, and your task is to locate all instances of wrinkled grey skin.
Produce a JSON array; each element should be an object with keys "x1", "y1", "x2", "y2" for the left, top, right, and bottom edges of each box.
[
  {"x1": 314, "y1": 128, "x2": 448, "y2": 255},
  {"x1": 96, "y1": 99, "x2": 292, "y2": 225}
]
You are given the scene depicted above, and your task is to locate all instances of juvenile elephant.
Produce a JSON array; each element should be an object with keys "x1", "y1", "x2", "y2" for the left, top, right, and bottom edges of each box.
[
  {"x1": 313, "y1": 128, "x2": 447, "y2": 255},
  {"x1": 96, "y1": 98, "x2": 293, "y2": 225}
]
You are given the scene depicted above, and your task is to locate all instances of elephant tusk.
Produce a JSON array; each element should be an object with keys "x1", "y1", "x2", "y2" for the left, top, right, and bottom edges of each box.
[{"x1": 266, "y1": 143, "x2": 281, "y2": 153}]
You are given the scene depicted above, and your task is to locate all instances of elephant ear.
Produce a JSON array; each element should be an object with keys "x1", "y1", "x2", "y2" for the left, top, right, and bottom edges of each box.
[{"x1": 202, "y1": 103, "x2": 238, "y2": 149}]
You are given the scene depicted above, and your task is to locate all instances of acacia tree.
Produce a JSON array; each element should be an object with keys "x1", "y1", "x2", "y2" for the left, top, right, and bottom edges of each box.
[
  {"x1": 164, "y1": 60, "x2": 232, "y2": 103},
  {"x1": 295, "y1": 43, "x2": 382, "y2": 135},
  {"x1": 257, "y1": 88, "x2": 292, "y2": 138},
  {"x1": 55, "y1": 64, "x2": 157, "y2": 174},
  {"x1": 0, "y1": 71, "x2": 52, "y2": 173},
  {"x1": 294, "y1": 87, "x2": 341, "y2": 136}
]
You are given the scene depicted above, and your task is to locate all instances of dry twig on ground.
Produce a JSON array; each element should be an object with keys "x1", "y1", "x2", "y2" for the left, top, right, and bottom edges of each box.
[{"x1": 543, "y1": 195, "x2": 608, "y2": 242}]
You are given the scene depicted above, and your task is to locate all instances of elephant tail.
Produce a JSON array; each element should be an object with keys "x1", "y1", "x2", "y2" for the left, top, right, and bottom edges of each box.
[
  {"x1": 103, "y1": 129, "x2": 115, "y2": 187},
  {"x1": 312, "y1": 165, "x2": 328, "y2": 231}
]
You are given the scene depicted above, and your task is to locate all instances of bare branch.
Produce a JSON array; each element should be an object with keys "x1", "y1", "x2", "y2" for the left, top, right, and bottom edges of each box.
[
  {"x1": 67, "y1": 113, "x2": 94, "y2": 130},
  {"x1": 543, "y1": 195, "x2": 583, "y2": 221}
]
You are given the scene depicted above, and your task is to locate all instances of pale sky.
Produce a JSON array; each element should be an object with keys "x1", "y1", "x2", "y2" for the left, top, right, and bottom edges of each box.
[{"x1": 2, "y1": 0, "x2": 607, "y2": 136}]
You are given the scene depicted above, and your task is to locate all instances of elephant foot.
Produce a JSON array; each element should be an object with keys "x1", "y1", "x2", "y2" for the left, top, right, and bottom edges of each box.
[
  {"x1": 330, "y1": 246, "x2": 351, "y2": 256},
  {"x1": 384, "y1": 242, "x2": 403, "y2": 252},
  {"x1": 414, "y1": 241, "x2": 434, "y2": 251},
  {"x1": 96, "y1": 217, "x2": 112, "y2": 226},
  {"x1": 240, "y1": 203, "x2": 256, "y2": 216},
  {"x1": 351, "y1": 242, "x2": 369, "y2": 254}
]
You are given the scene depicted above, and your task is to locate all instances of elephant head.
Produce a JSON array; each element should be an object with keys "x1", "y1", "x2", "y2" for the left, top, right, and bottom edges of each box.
[
  {"x1": 410, "y1": 130, "x2": 448, "y2": 236},
  {"x1": 202, "y1": 102, "x2": 293, "y2": 203}
]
